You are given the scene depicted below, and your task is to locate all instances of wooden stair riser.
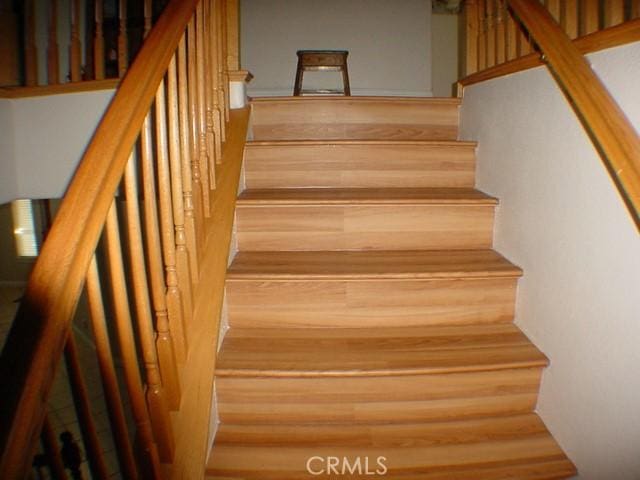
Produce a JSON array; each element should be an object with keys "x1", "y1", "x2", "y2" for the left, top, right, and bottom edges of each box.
[
  {"x1": 244, "y1": 142, "x2": 476, "y2": 189},
  {"x1": 235, "y1": 204, "x2": 495, "y2": 251},
  {"x1": 216, "y1": 368, "x2": 543, "y2": 425},
  {"x1": 250, "y1": 98, "x2": 460, "y2": 141},
  {"x1": 226, "y1": 277, "x2": 517, "y2": 328},
  {"x1": 207, "y1": 458, "x2": 577, "y2": 480}
]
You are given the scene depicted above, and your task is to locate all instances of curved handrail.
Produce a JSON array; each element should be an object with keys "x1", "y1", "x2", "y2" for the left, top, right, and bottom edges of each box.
[
  {"x1": 476, "y1": 0, "x2": 640, "y2": 228},
  {"x1": 0, "y1": 0, "x2": 198, "y2": 475}
]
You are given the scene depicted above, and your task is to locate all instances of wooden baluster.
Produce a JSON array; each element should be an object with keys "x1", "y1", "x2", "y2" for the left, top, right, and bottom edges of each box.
[
  {"x1": 188, "y1": 19, "x2": 211, "y2": 218},
  {"x1": 47, "y1": 0, "x2": 60, "y2": 84},
  {"x1": 477, "y1": 0, "x2": 487, "y2": 70},
  {"x1": 195, "y1": 8, "x2": 216, "y2": 191},
  {"x1": 154, "y1": 82, "x2": 189, "y2": 363},
  {"x1": 144, "y1": 0, "x2": 152, "y2": 37},
  {"x1": 517, "y1": 20, "x2": 532, "y2": 55},
  {"x1": 603, "y1": 0, "x2": 624, "y2": 26},
  {"x1": 123, "y1": 155, "x2": 175, "y2": 461},
  {"x1": 226, "y1": 0, "x2": 240, "y2": 71},
  {"x1": 94, "y1": 0, "x2": 105, "y2": 79},
  {"x1": 213, "y1": 0, "x2": 226, "y2": 159},
  {"x1": 40, "y1": 416, "x2": 68, "y2": 480},
  {"x1": 140, "y1": 111, "x2": 183, "y2": 406},
  {"x1": 463, "y1": 0, "x2": 479, "y2": 75},
  {"x1": 562, "y1": 0, "x2": 579, "y2": 39},
  {"x1": 70, "y1": 0, "x2": 82, "y2": 82},
  {"x1": 104, "y1": 201, "x2": 163, "y2": 477},
  {"x1": 204, "y1": 0, "x2": 222, "y2": 166},
  {"x1": 580, "y1": 0, "x2": 600, "y2": 35},
  {"x1": 178, "y1": 34, "x2": 201, "y2": 281},
  {"x1": 485, "y1": 0, "x2": 496, "y2": 67},
  {"x1": 218, "y1": 0, "x2": 230, "y2": 124},
  {"x1": 506, "y1": 10, "x2": 518, "y2": 61},
  {"x1": 118, "y1": 0, "x2": 128, "y2": 77},
  {"x1": 495, "y1": 0, "x2": 506, "y2": 64},
  {"x1": 24, "y1": 0, "x2": 38, "y2": 86},
  {"x1": 85, "y1": 256, "x2": 139, "y2": 479},
  {"x1": 545, "y1": 0, "x2": 561, "y2": 22},
  {"x1": 168, "y1": 54, "x2": 195, "y2": 320},
  {"x1": 64, "y1": 335, "x2": 109, "y2": 479}
]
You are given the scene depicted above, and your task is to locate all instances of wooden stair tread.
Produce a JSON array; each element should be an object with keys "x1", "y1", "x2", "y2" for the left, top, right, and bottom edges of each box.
[
  {"x1": 246, "y1": 139, "x2": 477, "y2": 147},
  {"x1": 216, "y1": 324, "x2": 547, "y2": 377},
  {"x1": 207, "y1": 414, "x2": 576, "y2": 478},
  {"x1": 237, "y1": 187, "x2": 497, "y2": 205},
  {"x1": 227, "y1": 249, "x2": 522, "y2": 280}
]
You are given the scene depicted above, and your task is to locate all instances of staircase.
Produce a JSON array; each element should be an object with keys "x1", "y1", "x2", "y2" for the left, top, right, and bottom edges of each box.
[{"x1": 206, "y1": 97, "x2": 576, "y2": 479}]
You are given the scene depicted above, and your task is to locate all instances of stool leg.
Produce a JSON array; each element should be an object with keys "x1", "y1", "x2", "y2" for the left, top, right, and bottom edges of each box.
[
  {"x1": 342, "y1": 65, "x2": 351, "y2": 96},
  {"x1": 294, "y1": 61, "x2": 303, "y2": 96}
]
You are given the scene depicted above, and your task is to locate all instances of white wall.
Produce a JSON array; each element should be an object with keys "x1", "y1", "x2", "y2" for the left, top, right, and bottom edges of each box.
[
  {"x1": 0, "y1": 89, "x2": 114, "y2": 204},
  {"x1": 431, "y1": 13, "x2": 458, "y2": 97},
  {"x1": 241, "y1": 0, "x2": 432, "y2": 97},
  {"x1": 0, "y1": 100, "x2": 17, "y2": 201},
  {"x1": 460, "y1": 43, "x2": 640, "y2": 479}
]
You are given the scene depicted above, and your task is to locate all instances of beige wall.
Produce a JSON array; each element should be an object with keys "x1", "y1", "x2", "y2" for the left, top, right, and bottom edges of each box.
[
  {"x1": 240, "y1": 0, "x2": 432, "y2": 96},
  {"x1": 0, "y1": 89, "x2": 114, "y2": 204},
  {"x1": 431, "y1": 13, "x2": 458, "y2": 97},
  {"x1": 460, "y1": 42, "x2": 640, "y2": 479}
]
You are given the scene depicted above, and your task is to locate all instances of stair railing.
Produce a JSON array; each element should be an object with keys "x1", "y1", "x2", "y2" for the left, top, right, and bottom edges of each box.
[
  {"x1": 0, "y1": 0, "x2": 247, "y2": 478},
  {"x1": 2, "y1": 0, "x2": 170, "y2": 90},
  {"x1": 459, "y1": 0, "x2": 640, "y2": 228}
]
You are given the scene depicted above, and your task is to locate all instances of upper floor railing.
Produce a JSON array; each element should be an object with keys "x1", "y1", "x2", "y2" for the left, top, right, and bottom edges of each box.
[
  {"x1": 1, "y1": 0, "x2": 171, "y2": 89},
  {"x1": 0, "y1": 0, "x2": 250, "y2": 477},
  {"x1": 459, "y1": 0, "x2": 640, "y2": 228}
]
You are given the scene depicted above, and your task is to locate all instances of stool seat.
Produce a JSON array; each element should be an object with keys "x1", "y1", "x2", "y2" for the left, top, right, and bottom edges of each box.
[{"x1": 294, "y1": 50, "x2": 350, "y2": 96}]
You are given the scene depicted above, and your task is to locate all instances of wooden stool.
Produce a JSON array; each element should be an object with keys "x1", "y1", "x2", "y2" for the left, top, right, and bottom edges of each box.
[{"x1": 293, "y1": 50, "x2": 351, "y2": 96}]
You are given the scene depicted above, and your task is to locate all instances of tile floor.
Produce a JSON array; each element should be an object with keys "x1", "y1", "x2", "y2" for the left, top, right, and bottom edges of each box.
[{"x1": 1, "y1": 286, "x2": 124, "y2": 479}]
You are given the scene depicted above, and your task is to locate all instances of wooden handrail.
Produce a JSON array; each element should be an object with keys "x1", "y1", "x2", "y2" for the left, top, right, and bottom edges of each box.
[
  {"x1": 0, "y1": 0, "x2": 199, "y2": 476},
  {"x1": 506, "y1": 0, "x2": 640, "y2": 227}
]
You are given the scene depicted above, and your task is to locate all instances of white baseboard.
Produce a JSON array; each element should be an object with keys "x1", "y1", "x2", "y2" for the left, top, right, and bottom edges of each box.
[{"x1": 247, "y1": 88, "x2": 433, "y2": 97}]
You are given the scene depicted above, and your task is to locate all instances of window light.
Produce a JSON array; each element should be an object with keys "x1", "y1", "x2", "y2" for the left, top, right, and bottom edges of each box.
[{"x1": 11, "y1": 199, "x2": 39, "y2": 258}]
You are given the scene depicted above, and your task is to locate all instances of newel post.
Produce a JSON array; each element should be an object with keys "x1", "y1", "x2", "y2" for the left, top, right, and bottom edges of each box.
[{"x1": 225, "y1": 0, "x2": 252, "y2": 108}]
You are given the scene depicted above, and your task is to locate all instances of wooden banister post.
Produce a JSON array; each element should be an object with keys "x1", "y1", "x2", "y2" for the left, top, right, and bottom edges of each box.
[
  {"x1": 24, "y1": 0, "x2": 38, "y2": 86},
  {"x1": 477, "y1": 0, "x2": 487, "y2": 70},
  {"x1": 495, "y1": 0, "x2": 506, "y2": 64},
  {"x1": 580, "y1": 0, "x2": 599, "y2": 35},
  {"x1": 94, "y1": 0, "x2": 105, "y2": 79},
  {"x1": 118, "y1": 0, "x2": 128, "y2": 77},
  {"x1": 604, "y1": 0, "x2": 624, "y2": 27},
  {"x1": 463, "y1": 0, "x2": 479, "y2": 75},
  {"x1": 47, "y1": 0, "x2": 60, "y2": 84},
  {"x1": 485, "y1": 0, "x2": 497, "y2": 67},
  {"x1": 562, "y1": 0, "x2": 578, "y2": 38},
  {"x1": 70, "y1": 0, "x2": 82, "y2": 82}
]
